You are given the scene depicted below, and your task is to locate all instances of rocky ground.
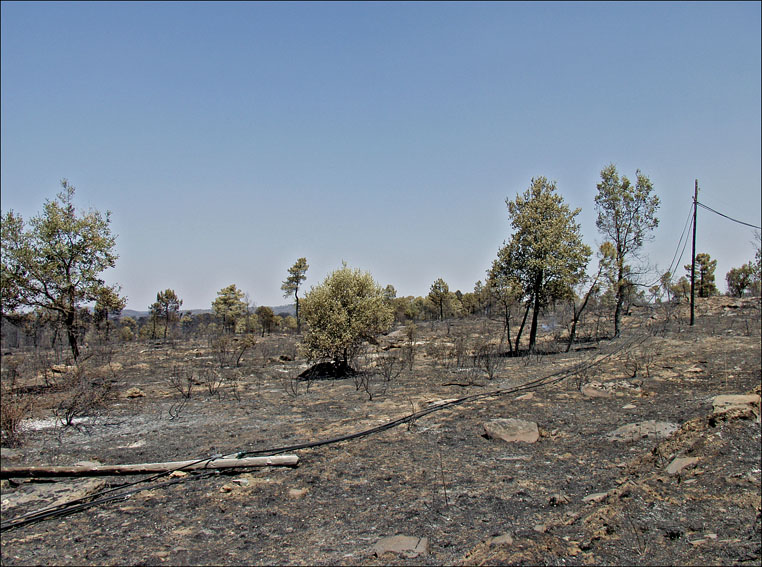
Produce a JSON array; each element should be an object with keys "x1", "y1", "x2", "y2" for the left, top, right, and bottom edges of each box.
[{"x1": 1, "y1": 297, "x2": 760, "y2": 565}]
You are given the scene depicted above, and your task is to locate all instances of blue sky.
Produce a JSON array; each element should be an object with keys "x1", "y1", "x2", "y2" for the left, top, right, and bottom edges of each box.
[{"x1": 2, "y1": 1, "x2": 760, "y2": 310}]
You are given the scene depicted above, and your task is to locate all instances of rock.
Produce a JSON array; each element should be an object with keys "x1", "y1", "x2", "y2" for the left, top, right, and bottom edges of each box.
[
  {"x1": 124, "y1": 387, "x2": 146, "y2": 398},
  {"x1": 487, "y1": 533, "x2": 514, "y2": 546},
  {"x1": 666, "y1": 457, "x2": 700, "y2": 475},
  {"x1": 373, "y1": 535, "x2": 429, "y2": 558},
  {"x1": 483, "y1": 419, "x2": 540, "y2": 443},
  {"x1": 582, "y1": 383, "x2": 611, "y2": 398},
  {"x1": 549, "y1": 493, "x2": 570, "y2": 506},
  {"x1": 622, "y1": 404, "x2": 637, "y2": 410},
  {"x1": 515, "y1": 392, "x2": 534, "y2": 401},
  {"x1": 220, "y1": 484, "x2": 234, "y2": 493},
  {"x1": 582, "y1": 492, "x2": 608, "y2": 503},
  {"x1": 712, "y1": 394, "x2": 761, "y2": 416},
  {"x1": 533, "y1": 524, "x2": 547, "y2": 533},
  {"x1": 606, "y1": 420, "x2": 678, "y2": 442},
  {"x1": 288, "y1": 488, "x2": 308, "y2": 499},
  {"x1": 685, "y1": 366, "x2": 704, "y2": 374}
]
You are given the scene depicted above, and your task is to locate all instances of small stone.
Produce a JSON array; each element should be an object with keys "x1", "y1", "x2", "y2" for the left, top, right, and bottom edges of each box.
[
  {"x1": 685, "y1": 366, "x2": 704, "y2": 374},
  {"x1": 169, "y1": 470, "x2": 188, "y2": 478},
  {"x1": 582, "y1": 383, "x2": 611, "y2": 398},
  {"x1": 583, "y1": 492, "x2": 608, "y2": 503},
  {"x1": 549, "y1": 493, "x2": 570, "y2": 506},
  {"x1": 373, "y1": 535, "x2": 429, "y2": 558},
  {"x1": 515, "y1": 392, "x2": 534, "y2": 401},
  {"x1": 533, "y1": 524, "x2": 547, "y2": 533},
  {"x1": 288, "y1": 488, "x2": 308, "y2": 499},
  {"x1": 232, "y1": 478, "x2": 250, "y2": 486},
  {"x1": 666, "y1": 457, "x2": 700, "y2": 475},
  {"x1": 622, "y1": 404, "x2": 637, "y2": 410},
  {"x1": 220, "y1": 484, "x2": 234, "y2": 493},
  {"x1": 488, "y1": 533, "x2": 514, "y2": 546},
  {"x1": 483, "y1": 419, "x2": 540, "y2": 443},
  {"x1": 124, "y1": 387, "x2": 146, "y2": 398}
]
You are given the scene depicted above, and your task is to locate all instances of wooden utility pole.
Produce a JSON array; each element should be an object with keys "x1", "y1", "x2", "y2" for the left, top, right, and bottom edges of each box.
[{"x1": 690, "y1": 180, "x2": 698, "y2": 326}]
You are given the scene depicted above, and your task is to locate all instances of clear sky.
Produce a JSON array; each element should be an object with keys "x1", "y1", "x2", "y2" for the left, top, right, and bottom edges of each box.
[{"x1": 2, "y1": 1, "x2": 760, "y2": 311}]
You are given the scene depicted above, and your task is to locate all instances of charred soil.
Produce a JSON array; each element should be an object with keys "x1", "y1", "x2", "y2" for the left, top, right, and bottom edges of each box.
[{"x1": 1, "y1": 297, "x2": 761, "y2": 565}]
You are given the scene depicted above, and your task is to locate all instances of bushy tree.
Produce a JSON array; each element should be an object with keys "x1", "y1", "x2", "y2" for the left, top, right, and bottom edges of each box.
[
  {"x1": 594, "y1": 164, "x2": 659, "y2": 337},
  {"x1": 93, "y1": 285, "x2": 127, "y2": 341},
  {"x1": 1, "y1": 180, "x2": 120, "y2": 360},
  {"x1": 281, "y1": 257, "x2": 309, "y2": 333},
  {"x1": 685, "y1": 252, "x2": 717, "y2": 298},
  {"x1": 301, "y1": 264, "x2": 393, "y2": 368},
  {"x1": 212, "y1": 284, "x2": 248, "y2": 333},
  {"x1": 725, "y1": 262, "x2": 755, "y2": 297},
  {"x1": 256, "y1": 305, "x2": 276, "y2": 336},
  {"x1": 493, "y1": 177, "x2": 591, "y2": 352}
]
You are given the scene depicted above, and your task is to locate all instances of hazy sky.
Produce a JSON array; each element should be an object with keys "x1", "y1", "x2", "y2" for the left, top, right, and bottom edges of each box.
[{"x1": 2, "y1": 1, "x2": 760, "y2": 310}]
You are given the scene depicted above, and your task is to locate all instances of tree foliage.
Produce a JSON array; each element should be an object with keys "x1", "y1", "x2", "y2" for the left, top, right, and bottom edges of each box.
[
  {"x1": 685, "y1": 252, "x2": 717, "y2": 298},
  {"x1": 301, "y1": 264, "x2": 393, "y2": 367},
  {"x1": 151, "y1": 289, "x2": 182, "y2": 340},
  {"x1": 1, "y1": 180, "x2": 120, "y2": 360},
  {"x1": 281, "y1": 257, "x2": 309, "y2": 333},
  {"x1": 427, "y1": 278, "x2": 451, "y2": 321},
  {"x1": 726, "y1": 263, "x2": 755, "y2": 297},
  {"x1": 212, "y1": 284, "x2": 248, "y2": 333},
  {"x1": 493, "y1": 177, "x2": 591, "y2": 352},
  {"x1": 594, "y1": 164, "x2": 659, "y2": 336}
]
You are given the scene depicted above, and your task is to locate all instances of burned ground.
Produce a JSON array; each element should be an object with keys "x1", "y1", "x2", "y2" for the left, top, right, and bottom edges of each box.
[{"x1": 1, "y1": 297, "x2": 760, "y2": 565}]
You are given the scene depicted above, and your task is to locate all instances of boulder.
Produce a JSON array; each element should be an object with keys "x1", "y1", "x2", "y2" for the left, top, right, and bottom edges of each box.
[
  {"x1": 712, "y1": 394, "x2": 760, "y2": 416},
  {"x1": 483, "y1": 419, "x2": 540, "y2": 443}
]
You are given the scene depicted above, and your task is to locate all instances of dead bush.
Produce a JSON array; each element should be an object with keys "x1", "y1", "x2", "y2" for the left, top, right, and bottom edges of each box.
[
  {"x1": 1, "y1": 387, "x2": 31, "y2": 446},
  {"x1": 54, "y1": 365, "x2": 112, "y2": 429}
]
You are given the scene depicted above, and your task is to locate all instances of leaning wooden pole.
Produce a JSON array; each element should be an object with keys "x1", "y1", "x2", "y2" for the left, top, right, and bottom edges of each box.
[
  {"x1": 0, "y1": 455, "x2": 299, "y2": 479},
  {"x1": 690, "y1": 179, "x2": 698, "y2": 326}
]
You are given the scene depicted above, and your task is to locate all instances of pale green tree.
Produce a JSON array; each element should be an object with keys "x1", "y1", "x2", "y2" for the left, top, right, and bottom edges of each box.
[
  {"x1": 594, "y1": 164, "x2": 659, "y2": 337},
  {"x1": 281, "y1": 257, "x2": 309, "y2": 333},
  {"x1": 726, "y1": 263, "x2": 755, "y2": 297},
  {"x1": 493, "y1": 177, "x2": 591, "y2": 352},
  {"x1": 212, "y1": 284, "x2": 248, "y2": 333},
  {"x1": 1, "y1": 180, "x2": 120, "y2": 360},
  {"x1": 301, "y1": 264, "x2": 393, "y2": 368},
  {"x1": 428, "y1": 278, "x2": 451, "y2": 321},
  {"x1": 685, "y1": 253, "x2": 718, "y2": 298}
]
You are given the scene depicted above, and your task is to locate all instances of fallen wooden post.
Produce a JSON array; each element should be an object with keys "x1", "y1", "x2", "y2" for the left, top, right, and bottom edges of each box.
[{"x1": 0, "y1": 455, "x2": 299, "y2": 479}]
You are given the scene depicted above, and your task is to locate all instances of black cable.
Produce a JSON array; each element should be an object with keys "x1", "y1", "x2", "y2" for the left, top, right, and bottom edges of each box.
[{"x1": 697, "y1": 202, "x2": 761, "y2": 230}]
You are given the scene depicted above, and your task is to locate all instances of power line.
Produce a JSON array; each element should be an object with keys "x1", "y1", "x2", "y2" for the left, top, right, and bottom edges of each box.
[{"x1": 696, "y1": 201, "x2": 761, "y2": 230}]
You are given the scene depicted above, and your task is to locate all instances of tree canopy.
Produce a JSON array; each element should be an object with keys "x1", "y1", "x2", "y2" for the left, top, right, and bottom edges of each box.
[
  {"x1": 282, "y1": 257, "x2": 309, "y2": 333},
  {"x1": 493, "y1": 176, "x2": 591, "y2": 352},
  {"x1": 594, "y1": 164, "x2": 659, "y2": 336},
  {"x1": 300, "y1": 264, "x2": 393, "y2": 368},
  {"x1": 1, "y1": 180, "x2": 120, "y2": 360}
]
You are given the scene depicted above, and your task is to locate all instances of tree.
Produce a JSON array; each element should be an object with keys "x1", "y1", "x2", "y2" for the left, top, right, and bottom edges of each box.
[
  {"x1": 212, "y1": 284, "x2": 248, "y2": 333},
  {"x1": 281, "y1": 257, "x2": 309, "y2": 333},
  {"x1": 256, "y1": 305, "x2": 275, "y2": 336},
  {"x1": 594, "y1": 164, "x2": 659, "y2": 337},
  {"x1": 151, "y1": 289, "x2": 182, "y2": 340},
  {"x1": 685, "y1": 252, "x2": 717, "y2": 298},
  {"x1": 566, "y1": 242, "x2": 614, "y2": 352},
  {"x1": 1, "y1": 180, "x2": 120, "y2": 360},
  {"x1": 485, "y1": 269, "x2": 523, "y2": 354},
  {"x1": 493, "y1": 177, "x2": 591, "y2": 352},
  {"x1": 726, "y1": 263, "x2": 755, "y2": 297},
  {"x1": 93, "y1": 286, "x2": 127, "y2": 341},
  {"x1": 428, "y1": 278, "x2": 451, "y2": 321},
  {"x1": 301, "y1": 264, "x2": 393, "y2": 368}
]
